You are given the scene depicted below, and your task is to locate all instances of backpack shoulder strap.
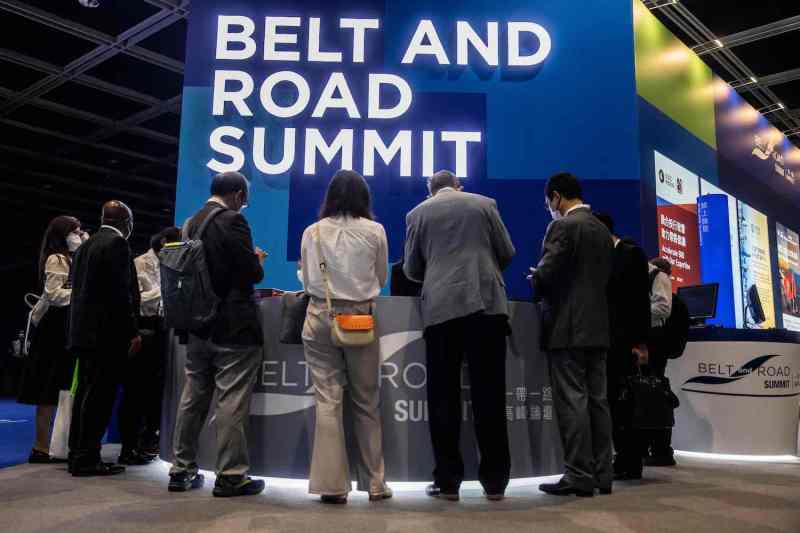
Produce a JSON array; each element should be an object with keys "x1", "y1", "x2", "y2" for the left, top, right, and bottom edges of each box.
[{"x1": 191, "y1": 207, "x2": 225, "y2": 241}]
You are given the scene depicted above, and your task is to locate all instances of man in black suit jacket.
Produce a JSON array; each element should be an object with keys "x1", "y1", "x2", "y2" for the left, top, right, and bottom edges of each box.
[
  {"x1": 68, "y1": 200, "x2": 141, "y2": 476},
  {"x1": 595, "y1": 214, "x2": 651, "y2": 480},
  {"x1": 529, "y1": 173, "x2": 614, "y2": 497},
  {"x1": 168, "y1": 171, "x2": 267, "y2": 498}
]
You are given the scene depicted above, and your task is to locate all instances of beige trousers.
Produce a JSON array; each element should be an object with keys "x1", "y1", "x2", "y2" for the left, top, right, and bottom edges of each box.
[{"x1": 302, "y1": 298, "x2": 386, "y2": 495}]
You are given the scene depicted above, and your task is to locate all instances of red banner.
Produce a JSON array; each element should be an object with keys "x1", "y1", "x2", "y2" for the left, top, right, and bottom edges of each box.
[{"x1": 656, "y1": 204, "x2": 700, "y2": 288}]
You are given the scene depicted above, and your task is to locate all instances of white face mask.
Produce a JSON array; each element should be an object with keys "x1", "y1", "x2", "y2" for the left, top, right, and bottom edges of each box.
[
  {"x1": 67, "y1": 233, "x2": 83, "y2": 252},
  {"x1": 297, "y1": 269, "x2": 304, "y2": 286},
  {"x1": 547, "y1": 195, "x2": 562, "y2": 221}
]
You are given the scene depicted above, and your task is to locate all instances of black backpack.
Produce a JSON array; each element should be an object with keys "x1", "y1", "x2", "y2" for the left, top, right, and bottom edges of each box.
[
  {"x1": 649, "y1": 269, "x2": 690, "y2": 359},
  {"x1": 159, "y1": 207, "x2": 224, "y2": 336}
]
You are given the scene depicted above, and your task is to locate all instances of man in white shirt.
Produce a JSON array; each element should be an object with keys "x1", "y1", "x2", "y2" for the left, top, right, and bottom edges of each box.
[
  {"x1": 645, "y1": 257, "x2": 677, "y2": 466},
  {"x1": 130, "y1": 227, "x2": 180, "y2": 456}
]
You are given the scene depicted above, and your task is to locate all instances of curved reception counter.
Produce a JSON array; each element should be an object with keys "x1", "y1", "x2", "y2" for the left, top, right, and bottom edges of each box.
[
  {"x1": 667, "y1": 329, "x2": 800, "y2": 456},
  {"x1": 160, "y1": 296, "x2": 565, "y2": 480}
]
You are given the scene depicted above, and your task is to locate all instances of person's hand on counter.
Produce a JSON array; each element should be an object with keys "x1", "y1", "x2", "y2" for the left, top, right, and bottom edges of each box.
[{"x1": 255, "y1": 246, "x2": 268, "y2": 265}]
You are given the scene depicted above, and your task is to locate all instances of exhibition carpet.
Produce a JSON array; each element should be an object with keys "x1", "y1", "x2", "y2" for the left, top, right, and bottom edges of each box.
[
  {"x1": 0, "y1": 398, "x2": 34, "y2": 468},
  {"x1": 0, "y1": 446, "x2": 799, "y2": 533}
]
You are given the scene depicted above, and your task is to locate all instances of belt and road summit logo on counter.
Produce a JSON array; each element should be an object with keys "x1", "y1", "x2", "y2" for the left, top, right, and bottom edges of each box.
[{"x1": 682, "y1": 354, "x2": 800, "y2": 397}]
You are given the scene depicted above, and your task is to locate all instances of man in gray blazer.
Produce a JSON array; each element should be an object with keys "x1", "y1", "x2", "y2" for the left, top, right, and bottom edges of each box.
[
  {"x1": 530, "y1": 172, "x2": 614, "y2": 497},
  {"x1": 404, "y1": 170, "x2": 515, "y2": 502}
]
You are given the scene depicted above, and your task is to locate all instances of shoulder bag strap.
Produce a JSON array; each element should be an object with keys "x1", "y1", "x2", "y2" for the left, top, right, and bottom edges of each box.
[
  {"x1": 192, "y1": 207, "x2": 225, "y2": 241},
  {"x1": 314, "y1": 223, "x2": 335, "y2": 317}
]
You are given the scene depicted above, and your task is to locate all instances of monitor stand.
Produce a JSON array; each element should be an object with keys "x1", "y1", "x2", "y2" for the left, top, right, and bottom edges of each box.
[{"x1": 689, "y1": 318, "x2": 707, "y2": 328}]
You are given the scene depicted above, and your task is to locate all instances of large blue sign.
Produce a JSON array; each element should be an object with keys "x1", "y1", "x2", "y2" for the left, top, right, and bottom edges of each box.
[{"x1": 176, "y1": 0, "x2": 641, "y2": 298}]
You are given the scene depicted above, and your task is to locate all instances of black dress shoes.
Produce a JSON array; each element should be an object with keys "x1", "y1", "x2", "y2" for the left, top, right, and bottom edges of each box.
[
  {"x1": 212, "y1": 476, "x2": 265, "y2": 497},
  {"x1": 613, "y1": 471, "x2": 643, "y2": 481},
  {"x1": 28, "y1": 449, "x2": 52, "y2": 464},
  {"x1": 320, "y1": 494, "x2": 348, "y2": 504},
  {"x1": 539, "y1": 478, "x2": 594, "y2": 497},
  {"x1": 426, "y1": 483, "x2": 459, "y2": 501},
  {"x1": 118, "y1": 450, "x2": 155, "y2": 466},
  {"x1": 72, "y1": 462, "x2": 126, "y2": 477},
  {"x1": 168, "y1": 472, "x2": 205, "y2": 492}
]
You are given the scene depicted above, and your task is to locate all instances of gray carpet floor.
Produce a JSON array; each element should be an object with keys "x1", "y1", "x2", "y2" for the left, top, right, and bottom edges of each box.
[{"x1": 1, "y1": 447, "x2": 799, "y2": 533}]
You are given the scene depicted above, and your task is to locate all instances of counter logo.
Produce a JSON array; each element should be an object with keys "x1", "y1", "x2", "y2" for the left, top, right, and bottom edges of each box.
[
  {"x1": 683, "y1": 354, "x2": 778, "y2": 386},
  {"x1": 251, "y1": 331, "x2": 424, "y2": 416}
]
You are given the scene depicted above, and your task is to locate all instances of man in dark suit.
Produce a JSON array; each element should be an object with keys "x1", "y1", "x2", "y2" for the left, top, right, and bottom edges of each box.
[
  {"x1": 404, "y1": 170, "x2": 516, "y2": 502},
  {"x1": 595, "y1": 213, "x2": 651, "y2": 481},
  {"x1": 389, "y1": 259, "x2": 421, "y2": 297},
  {"x1": 529, "y1": 173, "x2": 614, "y2": 497},
  {"x1": 68, "y1": 200, "x2": 141, "y2": 476},
  {"x1": 168, "y1": 171, "x2": 267, "y2": 498}
]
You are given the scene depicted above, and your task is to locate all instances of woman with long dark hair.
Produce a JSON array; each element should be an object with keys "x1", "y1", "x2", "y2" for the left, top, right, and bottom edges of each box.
[
  {"x1": 300, "y1": 169, "x2": 391, "y2": 503},
  {"x1": 18, "y1": 215, "x2": 86, "y2": 463}
]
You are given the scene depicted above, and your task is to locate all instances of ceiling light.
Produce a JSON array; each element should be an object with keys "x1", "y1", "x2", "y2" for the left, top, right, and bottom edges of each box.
[
  {"x1": 78, "y1": 0, "x2": 100, "y2": 7},
  {"x1": 649, "y1": 0, "x2": 678, "y2": 10}
]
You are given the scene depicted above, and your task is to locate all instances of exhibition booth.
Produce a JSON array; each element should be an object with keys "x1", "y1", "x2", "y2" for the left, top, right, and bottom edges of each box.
[{"x1": 162, "y1": 0, "x2": 800, "y2": 478}]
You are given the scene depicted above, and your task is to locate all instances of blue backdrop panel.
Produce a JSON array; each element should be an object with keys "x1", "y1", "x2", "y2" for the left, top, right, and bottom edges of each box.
[{"x1": 176, "y1": 0, "x2": 641, "y2": 299}]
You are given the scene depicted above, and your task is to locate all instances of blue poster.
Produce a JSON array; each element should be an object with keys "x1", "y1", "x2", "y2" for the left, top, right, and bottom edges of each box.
[{"x1": 698, "y1": 194, "x2": 735, "y2": 327}]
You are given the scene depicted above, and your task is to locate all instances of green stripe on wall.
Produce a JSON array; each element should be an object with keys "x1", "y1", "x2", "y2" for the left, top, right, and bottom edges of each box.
[{"x1": 633, "y1": 0, "x2": 717, "y2": 149}]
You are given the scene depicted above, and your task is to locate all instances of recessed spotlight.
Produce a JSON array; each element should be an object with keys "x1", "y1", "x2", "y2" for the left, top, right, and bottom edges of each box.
[{"x1": 78, "y1": 0, "x2": 100, "y2": 7}]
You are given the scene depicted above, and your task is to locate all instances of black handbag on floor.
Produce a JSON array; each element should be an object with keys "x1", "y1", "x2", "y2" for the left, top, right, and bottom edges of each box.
[
  {"x1": 279, "y1": 291, "x2": 309, "y2": 344},
  {"x1": 622, "y1": 373, "x2": 680, "y2": 430}
]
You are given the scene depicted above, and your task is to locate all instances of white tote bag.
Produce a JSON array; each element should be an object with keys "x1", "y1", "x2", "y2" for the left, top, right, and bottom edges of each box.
[{"x1": 49, "y1": 390, "x2": 74, "y2": 460}]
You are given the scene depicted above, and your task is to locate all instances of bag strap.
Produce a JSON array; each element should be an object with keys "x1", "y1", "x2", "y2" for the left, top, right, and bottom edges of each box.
[
  {"x1": 186, "y1": 206, "x2": 225, "y2": 242},
  {"x1": 314, "y1": 223, "x2": 335, "y2": 317}
]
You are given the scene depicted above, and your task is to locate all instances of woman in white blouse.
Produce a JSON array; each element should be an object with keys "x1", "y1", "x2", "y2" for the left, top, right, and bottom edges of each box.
[
  {"x1": 18, "y1": 215, "x2": 86, "y2": 463},
  {"x1": 300, "y1": 170, "x2": 390, "y2": 504}
]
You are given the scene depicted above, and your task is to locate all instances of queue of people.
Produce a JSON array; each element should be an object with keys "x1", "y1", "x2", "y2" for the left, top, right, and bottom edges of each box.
[{"x1": 18, "y1": 168, "x2": 679, "y2": 503}]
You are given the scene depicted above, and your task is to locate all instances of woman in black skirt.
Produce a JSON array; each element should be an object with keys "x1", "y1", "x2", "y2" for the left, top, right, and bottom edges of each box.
[{"x1": 18, "y1": 215, "x2": 86, "y2": 463}]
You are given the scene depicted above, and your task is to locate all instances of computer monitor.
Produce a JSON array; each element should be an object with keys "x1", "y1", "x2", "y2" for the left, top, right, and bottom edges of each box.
[{"x1": 677, "y1": 283, "x2": 719, "y2": 325}]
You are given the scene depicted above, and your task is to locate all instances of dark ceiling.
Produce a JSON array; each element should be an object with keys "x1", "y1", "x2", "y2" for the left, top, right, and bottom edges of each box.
[{"x1": 0, "y1": 0, "x2": 798, "y2": 269}]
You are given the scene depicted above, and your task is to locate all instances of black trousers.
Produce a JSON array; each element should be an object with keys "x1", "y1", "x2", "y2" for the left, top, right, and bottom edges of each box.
[
  {"x1": 69, "y1": 352, "x2": 123, "y2": 467},
  {"x1": 607, "y1": 348, "x2": 644, "y2": 476},
  {"x1": 424, "y1": 314, "x2": 510, "y2": 494},
  {"x1": 642, "y1": 352, "x2": 674, "y2": 458},
  {"x1": 118, "y1": 316, "x2": 165, "y2": 452}
]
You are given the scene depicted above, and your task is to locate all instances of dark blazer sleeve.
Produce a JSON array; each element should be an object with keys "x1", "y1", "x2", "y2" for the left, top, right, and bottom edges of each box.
[
  {"x1": 627, "y1": 245, "x2": 652, "y2": 346},
  {"x1": 107, "y1": 236, "x2": 139, "y2": 342},
  {"x1": 227, "y1": 212, "x2": 264, "y2": 286},
  {"x1": 487, "y1": 199, "x2": 515, "y2": 271},
  {"x1": 533, "y1": 220, "x2": 573, "y2": 295},
  {"x1": 403, "y1": 211, "x2": 425, "y2": 283}
]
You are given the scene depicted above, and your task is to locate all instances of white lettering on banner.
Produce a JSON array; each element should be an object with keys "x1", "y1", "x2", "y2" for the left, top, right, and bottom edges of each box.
[
  {"x1": 216, "y1": 16, "x2": 257, "y2": 60},
  {"x1": 507, "y1": 22, "x2": 552, "y2": 66},
  {"x1": 401, "y1": 20, "x2": 450, "y2": 65},
  {"x1": 340, "y1": 18, "x2": 380, "y2": 63},
  {"x1": 264, "y1": 17, "x2": 301, "y2": 61},
  {"x1": 456, "y1": 21, "x2": 499, "y2": 66},
  {"x1": 311, "y1": 73, "x2": 361, "y2": 118},
  {"x1": 209, "y1": 127, "x2": 482, "y2": 177},
  {"x1": 308, "y1": 17, "x2": 343, "y2": 63},
  {"x1": 304, "y1": 128, "x2": 354, "y2": 174},
  {"x1": 363, "y1": 130, "x2": 412, "y2": 177},
  {"x1": 207, "y1": 15, "x2": 551, "y2": 178},
  {"x1": 259, "y1": 71, "x2": 311, "y2": 118}
]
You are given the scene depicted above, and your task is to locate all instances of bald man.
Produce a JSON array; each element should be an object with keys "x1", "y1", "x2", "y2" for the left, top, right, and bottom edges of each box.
[{"x1": 68, "y1": 201, "x2": 142, "y2": 476}]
